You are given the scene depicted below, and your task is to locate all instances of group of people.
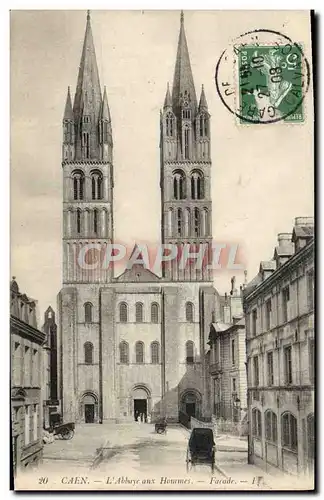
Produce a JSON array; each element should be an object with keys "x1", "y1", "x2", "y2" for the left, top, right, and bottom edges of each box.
[{"x1": 134, "y1": 411, "x2": 151, "y2": 423}]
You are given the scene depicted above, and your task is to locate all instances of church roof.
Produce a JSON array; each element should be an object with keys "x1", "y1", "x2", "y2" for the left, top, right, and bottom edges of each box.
[
  {"x1": 172, "y1": 11, "x2": 197, "y2": 115},
  {"x1": 115, "y1": 244, "x2": 161, "y2": 283},
  {"x1": 73, "y1": 11, "x2": 102, "y2": 126}
]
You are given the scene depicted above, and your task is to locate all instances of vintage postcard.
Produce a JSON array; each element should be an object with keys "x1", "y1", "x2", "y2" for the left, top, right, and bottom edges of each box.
[{"x1": 10, "y1": 9, "x2": 315, "y2": 491}]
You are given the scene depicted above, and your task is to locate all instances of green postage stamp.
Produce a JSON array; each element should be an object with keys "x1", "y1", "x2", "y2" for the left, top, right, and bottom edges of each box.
[{"x1": 237, "y1": 44, "x2": 304, "y2": 124}]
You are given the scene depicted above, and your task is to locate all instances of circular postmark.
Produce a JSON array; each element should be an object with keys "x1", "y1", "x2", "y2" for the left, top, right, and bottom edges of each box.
[{"x1": 215, "y1": 29, "x2": 311, "y2": 124}]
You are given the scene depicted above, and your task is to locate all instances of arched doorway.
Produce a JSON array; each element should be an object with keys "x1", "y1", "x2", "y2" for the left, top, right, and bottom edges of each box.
[
  {"x1": 180, "y1": 390, "x2": 201, "y2": 419},
  {"x1": 131, "y1": 385, "x2": 151, "y2": 422},
  {"x1": 79, "y1": 392, "x2": 98, "y2": 423}
]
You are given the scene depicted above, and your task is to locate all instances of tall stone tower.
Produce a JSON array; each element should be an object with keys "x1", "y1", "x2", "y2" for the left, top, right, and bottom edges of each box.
[
  {"x1": 62, "y1": 11, "x2": 114, "y2": 284},
  {"x1": 160, "y1": 11, "x2": 212, "y2": 282}
]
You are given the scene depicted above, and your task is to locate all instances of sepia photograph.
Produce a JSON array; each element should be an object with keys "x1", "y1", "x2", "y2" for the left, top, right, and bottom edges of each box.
[{"x1": 10, "y1": 8, "x2": 314, "y2": 491}]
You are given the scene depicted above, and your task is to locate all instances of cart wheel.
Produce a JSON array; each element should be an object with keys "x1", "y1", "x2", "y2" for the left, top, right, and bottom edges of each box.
[{"x1": 157, "y1": 428, "x2": 163, "y2": 434}]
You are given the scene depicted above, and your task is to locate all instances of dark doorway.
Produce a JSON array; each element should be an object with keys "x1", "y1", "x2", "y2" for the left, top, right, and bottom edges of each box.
[
  {"x1": 186, "y1": 402, "x2": 196, "y2": 418},
  {"x1": 134, "y1": 399, "x2": 147, "y2": 422},
  {"x1": 85, "y1": 404, "x2": 95, "y2": 423}
]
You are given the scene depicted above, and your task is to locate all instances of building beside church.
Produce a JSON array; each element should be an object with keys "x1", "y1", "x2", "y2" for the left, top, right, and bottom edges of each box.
[
  {"x1": 10, "y1": 278, "x2": 45, "y2": 475},
  {"x1": 58, "y1": 11, "x2": 221, "y2": 424},
  {"x1": 207, "y1": 276, "x2": 247, "y2": 431},
  {"x1": 244, "y1": 217, "x2": 314, "y2": 475}
]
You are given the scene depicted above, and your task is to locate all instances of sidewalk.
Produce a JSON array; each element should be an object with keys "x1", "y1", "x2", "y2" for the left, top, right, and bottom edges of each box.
[{"x1": 215, "y1": 434, "x2": 248, "y2": 452}]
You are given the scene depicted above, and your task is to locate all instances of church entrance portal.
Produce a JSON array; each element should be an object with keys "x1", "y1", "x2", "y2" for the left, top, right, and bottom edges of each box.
[{"x1": 132, "y1": 386, "x2": 150, "y2": 422}]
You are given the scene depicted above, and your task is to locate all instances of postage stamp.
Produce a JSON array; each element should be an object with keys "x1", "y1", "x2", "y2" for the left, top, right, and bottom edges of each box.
[
  {"x1": 237, "y1": 44, "x2": 305, "y2": 124},
  {"x1": 215, "y1": 29, "x2": 310, "y2": 124}
]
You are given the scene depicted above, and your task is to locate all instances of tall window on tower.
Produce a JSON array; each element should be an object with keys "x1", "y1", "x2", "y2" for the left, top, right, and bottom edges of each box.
[
  {"x1": 166, "y1": 113, "x2": 174, "y2": 136},
  {"x1": 103, "y1": 121, "x2": 109, "y2": 143},
  {"x1": 199, "y1": 114, "x2": 208, "y2": 137},
  {"x1": 184, "y1": 126, "x2": 190, "y2": 159},
  {"x1": 82, "y1": 132, "x2": 90, "y2": 159},
  {"x1": 173, "y1": 170, "x2": 186, "y2": 200},
  {"x1": 72, "y1": 170, "x2": 84, "y2": 200},
  {"x1": 177, "y1": 208, "x2": 183, "y2": 237},
  {"x1": 76, "y1": 209, "x2": 81, "y2": 234},
  {"x1": 93, "y1": 209, "x2": 98, "y2": 235},
  {"x1": 191, "y1": 171, "x2": 204, "y2": 200},
  {"x1": 194, "y1": 208, "x2": 200, "y2": 237},
  {"x1": 91, "y1": 171, "x2": 103, "y2": 200}
]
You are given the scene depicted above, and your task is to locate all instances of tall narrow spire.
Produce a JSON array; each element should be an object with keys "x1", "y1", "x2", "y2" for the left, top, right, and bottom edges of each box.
[
  {"x1": 198, "y1": 84, "x2": 208, "y2": 111},
  {"x1": 73, "y1": 11, "x2": 102, "y2": 125},
  {"x1": 100, "y1": 86, "x2": 111, "y2": 121},
  {"x1": 163, "y1": 82, "x2": 172, "y2": 109},
  {"x1": 63, "y1": 86, "x2": 73, "y2": 120},
  {"x1": 172, "y1": 11, "x2": 197, "y2": 115}
]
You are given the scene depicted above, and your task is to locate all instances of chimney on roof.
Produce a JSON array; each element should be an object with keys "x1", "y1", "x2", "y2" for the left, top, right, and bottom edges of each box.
[
  {"x1": 278, "y1": 233, "x2": 292, "y2": 247},
  {"x1": 292, "y1": 216, "x2": 314, "y2": 252}
]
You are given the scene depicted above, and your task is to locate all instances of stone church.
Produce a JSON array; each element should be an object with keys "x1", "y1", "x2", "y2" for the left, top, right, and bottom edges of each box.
[{"x1": 58, "y1": 11, "x2": 221, "y2": 424}]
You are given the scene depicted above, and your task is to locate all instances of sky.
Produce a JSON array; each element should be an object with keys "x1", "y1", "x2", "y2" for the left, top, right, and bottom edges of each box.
[{"x1": 10, "y1": 10, "x2": 314, "y2": 323}]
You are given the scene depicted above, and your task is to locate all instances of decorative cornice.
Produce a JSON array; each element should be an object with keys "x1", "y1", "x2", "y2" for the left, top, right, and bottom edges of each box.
[
  {"x1": 62, "y1": 160, "x2": 110, "y2": 167},
  {"x1": 10, "y1": 316, "x2": 46, "y2": 345}
]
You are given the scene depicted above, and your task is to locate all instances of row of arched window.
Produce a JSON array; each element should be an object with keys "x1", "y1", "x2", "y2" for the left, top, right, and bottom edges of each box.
[
  {"x1": 83, "y1": 301, "x2": 195, "y2": 324},
  {"x1": 67, "y1": 208, "x2": 108, "y2": 236},
  {"x1": 72, "y1": 170, "x2": 103, "y2": 201},
  {"x1": 164, "y1": 112, "x2": 209, "y2": 138},
  {"x1": 168, "y1": 207, "x2": 209, "y2": 238},
  {"x1": 119, "y1": 340, "x2": 196, "y2": 364},
  {"x1": 251, "y1": 409, "x2": 308, "y2": 452},
  {"x1": 118, "y1": 301, "x2": 194, "y2": 323},
  {"x1": 173, "y1": 169, "x2": 204, "y2": 200}
]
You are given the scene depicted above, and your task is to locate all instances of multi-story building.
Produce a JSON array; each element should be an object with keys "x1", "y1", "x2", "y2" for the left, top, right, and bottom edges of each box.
[
  {"x1": 10, "y1": 278, "x2": 46, "y2": 475},
  {"x1": 58, "y1": 11, "x2": 221, "y2": 424},
  {"x1": 208, "y1": 277, "x2": 247, "y2": 429},
  {"x1": 42, "y1": 307, "x2": 59, "y2": 427},
  {"x1": 244, "y1": 217, "x2": 314, "y2": 476}
]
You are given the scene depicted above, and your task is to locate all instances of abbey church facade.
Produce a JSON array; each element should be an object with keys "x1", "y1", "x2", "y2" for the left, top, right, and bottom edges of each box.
[{"x1": 58, "y1": 11, "x2": 221, "y2": 424}]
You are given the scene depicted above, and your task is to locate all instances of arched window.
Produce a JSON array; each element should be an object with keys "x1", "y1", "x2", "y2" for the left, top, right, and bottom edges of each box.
[
  {"x1": 173, "y1": 170, "x2": 186, "y2": 200},
  {"x1": 91, "y1": 171, "x2": 103, "y2": 200},
  {"x1": 182, "y1": 108, "x2": 191, "y2": 119},
  {"x1": 265, "y1": 410, "x2": 277, "y2": 442},
  {"x1": 186, "y1": 302, "x2": 194, "y2": 323},
  {"x1": 135, "y1": 302, "x2": 144, "y2": 322},
  {"x1": 252, "y1": 408, "x2": 262, "y2": 438},
  {"x1": 151, "y1": 341, "x2": 160, "y2": 364},
  {"x1": 177, "y1": 208, "x2": 183, "y2": 237},
  {"x1": 84, "y1": 302, "x2": 93, "y2": 323},
  {"x1": 84, "y1": 342, "x2": 93, "y2": 364},
  {"x1": 119, "y1": 303, "x2": 128, "y2": 323},
  {"x1": 191, "y1": 171, "x2": 204, "y2": 200},
  {"x1": 194, "y1": 208, "x2": 200, "y2": 236},
  {"x1": 186, "y1": 341, "x2": 194, "y2": 364},
  {"x1": 72, "y1": 170, "x2": 84, "y2": 200},
  {"x1": 282, "y1": 412, "x2": 298, "y2": 451},
  {"x1": 135, "y1": 341, "x2": 144, "y2": 364},
  {"x1": 76, "y1": 209, "x2": 81, "y2": 234},
  {"x1": 151, "y1": 303, "x2": 159, "y2": 323},
  {"x1": 93, "y1": 209, "x2": 98, "y2": 234},
  {"x1": 166, "y1": 112, "x2": 174, "y2": 136},
  {"x1": 307, "y1": 414, "x2": 314, "y2": 461},
  {"x1": 119, "y1": 341, "x2": 129, "y2": 364}
]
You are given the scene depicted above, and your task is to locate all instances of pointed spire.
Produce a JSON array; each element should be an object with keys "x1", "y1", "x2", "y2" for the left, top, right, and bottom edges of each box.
[
  {"x1": 73, "y1": 10, "x2": 102, "y2": 124},
  {"x1": 100, "y1": 86, "x2": 111, "y2": 121},
  {"x1": 63, "y1": 86, "x2": 74, "y2": 120},
  {"x1": 198, "y1": 84, "x2": 208, "y2": 111},
  {"x1": 172, "y1": 11, "x2": 197, "y2": 115},
  {"x1": 163, "y1": 82, "x2": 172, "y2": 109}
]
